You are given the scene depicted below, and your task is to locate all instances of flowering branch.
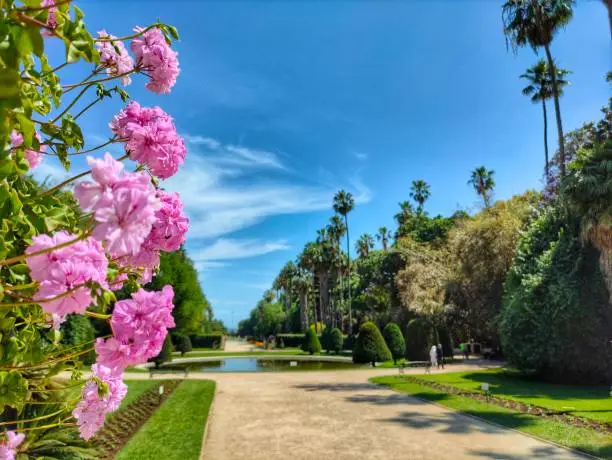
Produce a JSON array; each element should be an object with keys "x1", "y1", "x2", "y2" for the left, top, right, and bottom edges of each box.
[
  {"x1": 0, "y1": 408, "x2": 67, "y2": 427},
  {"x1": 0, "y1": 232, "x2": 91, "y2": 267},
  {"x1": 63, "y1": 68, "x2": 140, "y2": 92},
  {"x1": 94, "y1": 24, "x2": 160, "y2": 42},
  {"x1": 17, "y1": 0, "x2": 73, "y2": 12}
]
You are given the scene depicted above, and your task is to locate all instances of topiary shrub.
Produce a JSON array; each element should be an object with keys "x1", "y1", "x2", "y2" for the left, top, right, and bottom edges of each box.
[
  {"x1": 153, "y1": 334, "x2": 174, "y2": 368},
  {"x1": 275, "y1": 334, "x2": 306, "y2": 348},
  {"x1": 176, "y1": 335, "x2": 192, "y2": 356},
  {"x1": 329, "y1": 328, "x2": 344, "y2": 354},
  {"x1": 405, "y1": 318, "x2": 435, "y2": 361},
  {"x1": 383, "y1": 322, "x2": 405, "y2": 364},
  {"x1": 353, "y1": 322, "x2": 392, "y2": 366},
  {"x1": 278, "y1": 338, "x2": 285, "y2": 349},
  {"x1": 437, "y1": 325, "x2": 454, "y2": 359},
  {"x1": 302, "y1": 327, "x2": 322, "y2": 355},
  {"x1": 61, "y1": 314, "x2": 96, "y2": 365},
  {"x1": 320, "y1": 327, "x2": 332, "y2": 353}
]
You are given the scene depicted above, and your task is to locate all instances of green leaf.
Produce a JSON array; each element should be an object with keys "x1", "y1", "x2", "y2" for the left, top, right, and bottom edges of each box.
[
  {"x1": 0, "y1": 371, "x2": 28, "y2": 408},
  {"x1": 0, "y1": 69, "x2": 20, "y2": 98}
]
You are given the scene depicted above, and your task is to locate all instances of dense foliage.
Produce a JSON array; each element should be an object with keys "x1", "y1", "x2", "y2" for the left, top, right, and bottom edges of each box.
[
  {"x1": 175, "y1": 335, "x2": 192, "y2": 356},
  {"x1": 353, "y1": 322, "x2": 391, "y2": 365},
  {"x1": 302, "y1": 327, "x2": 322, "y2": 355},
  {"x1": 189, "y1": 334, "x2": 224, "y2": 349},
  {"x1": 405, "y1": 318, "x2": 435, "y2": 361},
  {"x1": 382, "y1": 323, "x2": 405, "y2": 364},
  {"x1": 60, "y1": 314, "x2": 96, "y2": 365},
  {"x1": 328, "y1": 328, "x2": 344, "y2": 354},
  {"x1": 153, "y1": 334, "x2": 174, "y2": 368}
]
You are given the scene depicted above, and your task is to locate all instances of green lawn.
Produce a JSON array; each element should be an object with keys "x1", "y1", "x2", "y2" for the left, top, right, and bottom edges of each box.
[
  {"x1": 416, "y1": 368, "x2": 612, "y2": 424},
  {"x1": 117, "y1": 380, "x2": 216, "y2": 460},
  {"x1": 372, "y1": 376, "x2": 612, "y2": 459},
  {"x1": 121, "y1": 380, "x2": 160, "y2": 408}
]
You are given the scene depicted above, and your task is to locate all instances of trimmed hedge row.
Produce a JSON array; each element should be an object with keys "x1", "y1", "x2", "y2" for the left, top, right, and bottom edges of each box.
[
  {"x1": 275, "y1": 334, "x2": 305, "y2": 348},
  {"x1": 188, "y1": 334, "x2": 225, "y2": 349}
]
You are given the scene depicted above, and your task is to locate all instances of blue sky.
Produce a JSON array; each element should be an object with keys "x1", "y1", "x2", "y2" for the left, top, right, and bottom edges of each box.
[{"x1": 40, "y1": 1, "x2": 609, "y2": 329}]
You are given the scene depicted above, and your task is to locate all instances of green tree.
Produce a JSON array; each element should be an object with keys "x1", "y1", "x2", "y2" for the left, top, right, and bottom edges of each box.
[
  {"x1": 394, "y1": 201, "x2": 414, "y2": 228},
  {"x1": 273, "y1": 261, "x2": 298, "y2": 331},
  {"x1": 503, "y1": 0, "x2": 574, "y2": 176},
  {"x1": 175, "y1": 335, "x2": 193, "y2": 356},
  {"x1": 468, "y1": 166, "x2": 496, "y2": 208},
  {"x1": 353, "y1": 322, "x2": 391, "y2": 366},
  {"x1": 329, "y1": 328, "x2": 344, "y2": 354},
  {"x1": 383, "y1": 322, "x2": 406, "y2": 365},
  {"x1": 410, "y1": 180, "x2": 431, "y2": 214},
  {"x1": 302, "y1": 327, "x2": 322, "y2": 354},
  {"x1": 405, "y1": 318, "x2": 435, "y2": 361},
  {"x1": 148, "y1": 249, "x2": 212, "y2": 335},
  {"x1": 521, "y1": 60, "x2": 570, "y2": 178},
  {"x1": 333, "y1": 190, "x2": 356, "y2": 331},
  {"x1": 355, "y1": 233, "x2": 375, "y2": 258},
  {"x1": 153, "y1": 335, "x2": 174, "y2": 368},
  {"x1": 377, "y1": 226, "x2": 391, "y2": 251}
]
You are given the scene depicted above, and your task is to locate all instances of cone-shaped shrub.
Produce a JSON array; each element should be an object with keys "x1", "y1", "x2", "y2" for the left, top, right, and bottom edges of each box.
[
  {"x1": 383, "y1": 322, "x2": 405, "y2": 364},
  {"x1": 176, "y1": 335, "x2": 192, "y2": 356},
  {"x1": 329, "y1": 328, "x2": 344, "y2": 354},
  {"x1": 302, "y1": 326, "x2": 322, "y2": 354},
  {"x1": 153, "y1": 334, "x2": 174, "y2": 368},
  {"x1": 353, "y1": 322, "x2": 391, "y2": 366}
]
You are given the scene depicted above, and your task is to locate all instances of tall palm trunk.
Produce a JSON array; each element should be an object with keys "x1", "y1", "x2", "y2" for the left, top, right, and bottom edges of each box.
[
  {"x1": 299, "y1": 290, "x2": 308, "y2": 332},
  {"x1": 344, "y1": 214, "x2": 352, "y2": 334},
  {"x1": 319, "y1": 272, "x2": 330, "y2": 326},
  {"x1": 544, "y1": 43, "x2": 565, "y2": 177},
  {"x1": 542, "y1": 98, "x2": 549, "y2": 178}
]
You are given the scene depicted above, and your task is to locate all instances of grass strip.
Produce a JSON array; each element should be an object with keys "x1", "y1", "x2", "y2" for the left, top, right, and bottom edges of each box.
[
  {"x1": 117, "y1": 380, "x2": 216, "y2": 460},
  {"x1": 371, "y1": 376, "x2": 612, "y2": 459}
]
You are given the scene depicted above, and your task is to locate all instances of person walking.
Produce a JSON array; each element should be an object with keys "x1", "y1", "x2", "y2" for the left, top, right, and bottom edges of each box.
[
  {"x1": 436, "y1": 343, "x2": 445, "y2": 369},
  {"x1": 429, "y1": 344, "x2": 438, "y2": 370}
]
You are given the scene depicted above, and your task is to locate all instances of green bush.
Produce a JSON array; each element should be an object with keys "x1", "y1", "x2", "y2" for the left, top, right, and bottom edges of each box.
[
  {"x1": 189, "y1": 334, "x2": 224, "y2": 349},
  {"x1": 353, "y1": 322, "x2": 391, "y2": 366},
  {"x1": 329, "y1": 328, "x2": 344, "y2": 354},
  {"x1": 405, "y1": 318, "x2": 435, "y2": 361},
  {"x1": 302, "y1": 327, "x2": 322, "y2": 355},
  {"x1": 176, "y1": 335, "x2": 192, "y2": 356},
  {"x1": 278, "y1": 338, "x2": 285, "y2": 349},
  {"x1": 60, "y1": 314, "x2": 96, "y2": 365},
  {"x1": 500, "y1": 209, "x2": 612, "y2": 384},
  {"x1": 383, "y1": 322, "x2": 405, "y2": 364},
  {"x1": 437, "y1": 325, "x2": 454, "y2": 358},
  {"x1": 275, "y1": 334, "x2": 305, "y2": 348},
  {"x1": 153, "y1": 335, "x2": 174, "y2": 368}
]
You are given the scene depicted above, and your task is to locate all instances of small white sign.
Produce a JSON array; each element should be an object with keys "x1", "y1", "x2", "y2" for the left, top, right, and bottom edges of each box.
[
  {"x1": 290, "y1": 361, "x2": 298, "y2": 367},
  {"x1": 159, "y1": 385, "x2": 164, "y2": 395},
  {"x1": 481, "y1": 383, "x2": 489, "y2": 392}
]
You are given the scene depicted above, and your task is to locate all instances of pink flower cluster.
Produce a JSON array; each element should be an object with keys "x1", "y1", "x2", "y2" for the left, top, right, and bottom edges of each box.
[
  {"x1": 41, "y1": 0, "x2": 57, "y2": 36},
  {"x1": 131, "y1": 27, "x2": 180, "y2": 94},
  {"x1": 75, "y1": 153, "x2": 160, "y2": 256},
  {"x1": 0, "y1": 431, "x2": 24, "y2": 460},
  {"x1": 95, "y1": 31, "x2": 135, "y2": 86},
  {"x1": 147, "y1": 190, "x2": 189, "y2": 252},
  {"x1": 72, "y1": 364, "x2": 127, "y2": 440},
  {"x1": 110, "y1": 102, "x2": 186, "y2": 179},
  {"x1": 26, "y1": 232, "x2": 108, "y2": 318},
  {"x1": 95, "y1": 285, "x2": 175, "y2": 372},
  {"x1": 11, "y1": 130, "x2": 45, "y2": 169}
]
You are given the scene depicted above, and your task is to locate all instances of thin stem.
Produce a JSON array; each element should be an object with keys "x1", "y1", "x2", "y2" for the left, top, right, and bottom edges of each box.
[
  {"x1": 42, "y1": 153, "x2": 128, "y2": 196},
  {"x1": 73, "y1": 96, "x2": 102, "y2": 121},
  {"x1": 0, "y1": 283, "x2": 89, "y2": 309},
  {"x1": 40, "y1": 137, "x2": 122, "y2": 157},
  {"x1": 49, "y1": 84, "x2": 91, "y2": 124},
  {"x1": 42, "y1": 61, "x2": 70, "y2": 77},
  {"x1": 17, "y1": 0, "x2": 72, "y2": 12},
  {"x1": 14, "y1": 12, "x2": 64, "y2": 39},
  {"x1": 94, "y1": 24, "x2": 159, "y2": 42},
  {"x1": 0, "y1": 345, "x2": 95, "y2": 370},
  {"x1": 0, "y1": 231, "x2": 91, "y2": 267},
  {"x1": 15, "y1": 418, "x2": 75, "y2": 433},
  {"x1": 63, "y1": 68, "x2": 140, "y2": 92},
  {"x1": 0, "y1": 408, "x2": 67, "y2": 427},
  {"x1": 3, "y1": 281, "x2": 37, "y2": 291},
  {"x1": 84, "y1": 311, "x2": 111, "y2": 320}
]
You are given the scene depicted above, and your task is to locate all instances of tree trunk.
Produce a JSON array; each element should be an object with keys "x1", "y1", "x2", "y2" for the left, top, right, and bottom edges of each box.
[
  {"x1": 605, "y1": 0, "x2": 612, "y2": 38},
  {"x1": 542, "y1": 98, "x2": 549, "y2": 179},
  {"x1": 544, "y1": 43, "x2": 565, "y2": 177},
  {"x1": 344, "y1": 214, "x2": 353, "y2": 334},
  {"x1": 299, "y1": 290, "x2": 308, "y2": 332},
  {"x1": 319, "y1": 273, "x2": 330, "y2": 326}
]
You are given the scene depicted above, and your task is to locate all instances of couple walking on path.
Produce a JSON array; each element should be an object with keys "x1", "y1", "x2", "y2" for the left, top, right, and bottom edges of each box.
[{"x1": 429, "y1": 344, "x2": 445, "y2": 369}]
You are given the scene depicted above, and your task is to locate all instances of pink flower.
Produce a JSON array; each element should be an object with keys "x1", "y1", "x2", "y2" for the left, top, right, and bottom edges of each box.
[
  {"x1": 26, "y1": 232, "x2": 108, "y2": 318},
  {"x1": 145, "y1": 190, "x2": 188, "y2": 252},
  {"x1": 75, "y1": 154, "x2": 160, "y2": 256},
  {"x1": 110, "y1": 103, "x2": 186, "y2": 179},
  {"x1": 131, "y1": 27, "x2": 180, "y2": 94},
  {"x1": 96, "y1": 286, "x2": 175, "y2": 371},
  {"x1": 73, "y1": 364, "x2": 127, "y2": 440},
  {"x1": 11, "y1": 130, "x2": 45, "y2": 169},
  {"x1": 115, "y1": 244, "x2": 160, "y2": 284},
  {"x1": 41, "y1": 0, "x2": 57, "y2": 36},
  {"x1": 95, "y1": 31, "x2": 135, "y2": 86},
  {"x1": 0, "y1": 431, "x2": 24, "y2": 460}
]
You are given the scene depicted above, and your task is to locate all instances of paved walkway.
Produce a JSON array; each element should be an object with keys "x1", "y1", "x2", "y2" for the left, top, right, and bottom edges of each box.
[{"x1": 195, "y1": 364, "x2": 585, "y2": 460}]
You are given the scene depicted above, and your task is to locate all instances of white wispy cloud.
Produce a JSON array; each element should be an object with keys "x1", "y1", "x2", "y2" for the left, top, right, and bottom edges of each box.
[
  {"x1": 182, "y1": 134, "x2": 221, "y2": 150},
  {"x1": 193, "y1": 238, "x2": 290, "y2": 261},
  {"x1": 353, "y1": 151, "x2": 368, "y2": 161}
]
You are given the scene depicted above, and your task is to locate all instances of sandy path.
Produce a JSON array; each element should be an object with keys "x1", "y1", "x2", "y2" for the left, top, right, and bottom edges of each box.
[{"x1": 195, "y1": 364, "x2": 585, "y2": 460}]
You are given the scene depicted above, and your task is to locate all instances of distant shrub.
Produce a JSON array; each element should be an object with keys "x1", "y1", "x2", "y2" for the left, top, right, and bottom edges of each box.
[
  {"x1": 353, "y1": 322, "x2": 391, "y2": 366},
  {"x1": 190, "y1": 334, "x2": 224, "y2": 349},
  {"x1": 276, "y1": 333, "x2": 314, "y2": 348},
  {"x1": 437, "y1": 325, "x2": 453, "y2": 358},
  {"x1": 329, "y1": 328, "x2": 344, "y2": 354},
  {"x1": 176, "y1": 335, "x2": 192, "y2": 356},
  {"x1": 278, "y1": 338, "x2": 285, "y2": 349},
  {"x1": 302, "y1": 327, "x2": 322, "y2": 355},
  {"x1": 383, "y1": 322, "x2": 405, "y2": 364},
  {"x1": 405, "y1": 318, "x2": 434, "y2": 361},
  {"x1": 153, "y1": 334, "x2": 174, "y2": 368}
]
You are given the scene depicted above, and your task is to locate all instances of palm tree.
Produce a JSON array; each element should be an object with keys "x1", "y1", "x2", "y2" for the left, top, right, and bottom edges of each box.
[
  {"x1": 293, "y1": 267, "x2": 313, "y2": 332},
  {"x1": 394, "y1": 201, "x2": 414, "y2": 227},
  {"x1": 355, "y1": 233, "x2": 375, "y2": 258},
  {"x1": 521, "y1": 59, "x2": 570, "y2": 178},
  {"x1": 502, "y1": 0, "x2": 574, "y2": 177},
  {"x1": 377, "y1": 226, "x2": 391, "y2": 251},
  {"x1": 273, "y1": 261, "x2": 298, "y2": 331},
  {"x1": 603, "y1": 0, "x2": 612, "y2": 38},
  {"x1": 333, "y1": 190, "x2": 355, "y2": 332},
  {"x1": 468, "y1": 167, "x2": 496, "y2": 208},
  {"x1": 410, "y1": 180, "x2": 431, "y2": 214}
]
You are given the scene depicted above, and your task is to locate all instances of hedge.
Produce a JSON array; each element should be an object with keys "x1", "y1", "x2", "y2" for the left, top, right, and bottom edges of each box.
[
  {"x1": 383, "y1": 322, "x2": 405, "y2": 364},
  {"x1": 275, "y1": 334, "x2": 305, "y2": 348},
  {"x1": 189, "y1": 334, "x2": 225, "y2": 349},
  {"x1": 405, "y1": 318, "x2": 435, "y2": 361}
]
